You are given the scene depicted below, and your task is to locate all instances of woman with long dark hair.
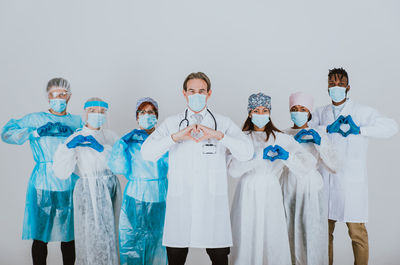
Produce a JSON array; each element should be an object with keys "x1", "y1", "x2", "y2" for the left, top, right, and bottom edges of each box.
[{"x1": 229, "y1": 92, "x2": 316, "y2": 265}]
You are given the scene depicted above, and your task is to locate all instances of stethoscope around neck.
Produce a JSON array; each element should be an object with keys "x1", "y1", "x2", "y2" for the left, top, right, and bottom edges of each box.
[{"x1": 179, "y1": 108, "x2": 217, "y2": 131}]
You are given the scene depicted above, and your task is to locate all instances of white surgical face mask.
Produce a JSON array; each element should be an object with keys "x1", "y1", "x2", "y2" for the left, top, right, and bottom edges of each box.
[
  {"x1": 290, "y1": 111, "x2": 309, "y2": 127},
  {"x1": 188, "y1": 94, "x2": 207, "y2": 112},
  {"x1": 329, "y1": 86, "x2": 347, "y2": 103},
  {"x1": 87, "y1": 113, "x2": 105, "y2": 128},
  {"x1": 251, "y1": 114, "x2": 270, "y2": 128}
]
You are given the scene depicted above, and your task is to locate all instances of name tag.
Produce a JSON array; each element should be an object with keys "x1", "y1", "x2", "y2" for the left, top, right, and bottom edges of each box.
[{"x1": 202, "y1": 143, "x2": 217, "y2": 155}]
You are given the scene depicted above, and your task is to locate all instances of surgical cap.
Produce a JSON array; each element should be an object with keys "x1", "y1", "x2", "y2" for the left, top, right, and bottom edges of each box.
[
  {"x1": 289, "y1": 92, "x2": 314, "y2": 112},
  {"x1": 46, "y1": 77, "x2": 71, "y2": 94},
  {"x1": 136, "y1": 97, "x2": 159, "y2": 113},
  {"x1": 248, "y1": 92, "x2": 271, "y2": 112}
]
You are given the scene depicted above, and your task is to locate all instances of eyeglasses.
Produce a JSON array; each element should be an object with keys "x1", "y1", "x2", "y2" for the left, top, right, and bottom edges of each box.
[
  {"x1": 87, "y1": 108, "x2": 107, "y2": 114},
  {"x1": 49, "y1": 91, "x2": 70, "y2": 99},
  {"x1": 137, "y1": 110, "x2": 156, "y2": 115}
]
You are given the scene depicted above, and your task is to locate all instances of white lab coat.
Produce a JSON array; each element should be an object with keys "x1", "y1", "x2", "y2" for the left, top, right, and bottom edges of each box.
[
  {"x1": 310, "y1": 99, "x2": 398, "y2": 222},
  {"x1": 53, "y1": 126, "x2": 122, "y2": 265},
  {"x1": 141, "y1": 108, "x2": 253, "y2": 248},
  {"x1": 282, "y1": 127, "x2": 338, "y2": 265},
  {"x1": 229, "y1": 131, "x2": 316, "y2": 265}
]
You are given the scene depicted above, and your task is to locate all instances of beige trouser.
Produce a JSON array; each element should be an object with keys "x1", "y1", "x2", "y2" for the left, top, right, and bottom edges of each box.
[{"x1": 329, "y1": 219, "x2": 369, "y2": 265}]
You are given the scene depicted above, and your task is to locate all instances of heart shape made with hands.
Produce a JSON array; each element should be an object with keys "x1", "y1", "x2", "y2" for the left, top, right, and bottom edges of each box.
[
  {"x1": 340, "y1": 123, "x2": 351, "y2": 134},
  {"x1": 122, "y1": 129, "x2": 148, "y2": 143},
  {"x1": 179, "y1": 124, "x2": 216, "y2": 143},
  {"x1": 327, "y1": 115, "x2": 360, "y2": 137},
  {"x1": 294, "y1": 129, "x2": 321, "y2": 145},
  {"x1": 263, "y1": 145, "x2": 289, "y2": 162},
  {"x1": 67, "y1": 135, "x2": 104, "y2": 152},
  {"x1": 38, "y1": 122, "x2": 74, "y2": 137}
]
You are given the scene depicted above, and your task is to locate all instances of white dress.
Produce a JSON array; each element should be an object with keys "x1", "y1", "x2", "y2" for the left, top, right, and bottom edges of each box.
[
  {"x1": 281, "y1": 127, "x2": 338, "y2": 265},
  {"x1": 229, "y1": 131, "x2": 316, "y2": 265},
  {"x1": 53, "y1": 126, "x2": 122, "y2": 265}
]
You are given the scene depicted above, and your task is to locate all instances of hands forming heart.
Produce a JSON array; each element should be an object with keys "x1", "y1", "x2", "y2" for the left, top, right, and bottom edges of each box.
[
  {"x1": 37, "y1": 122, "x2": 74, "y2": 137},
  {"x1": 172, "y1": 124, "x2": 224, "y2": 143},
  {"x1": 66, "y1": 135, "x2": 104, "y2": 152},
  {"x1": 327, "y1": 115, "x2": 360, "y2": 137},
  {"x1": 263, "y1": 145, "x2": 289, "y2": 162},
  {"x1": 122, "y1": 129, "x2": 148, "y2": 144},
  {"x1": 294, "y1": 129, "x2": 321, "y2": 145}
]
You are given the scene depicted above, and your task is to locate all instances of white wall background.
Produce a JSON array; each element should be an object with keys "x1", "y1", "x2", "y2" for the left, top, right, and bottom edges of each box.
[{"x1": 1, "y1": 0, "x2": 399, "y2": 264}]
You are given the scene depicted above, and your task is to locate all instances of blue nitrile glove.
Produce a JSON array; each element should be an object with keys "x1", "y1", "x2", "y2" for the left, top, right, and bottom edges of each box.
[
  {"x1": 66, "y1": 135, "x2": 104, "y2": 152},
  {"x1": 37, "y1": 122, "x2": 74, "y2": 137},
  {"x1": 83, "y1": 135, "x2": 104, "y2": 152},
  {"x1": 53, "y1": 122, "x2": 74, "y2": 137},
  {"x1": 327, "y1": 115, "x2": 346, "y2": 135},
  {"x1": 343, "y1": 115, "x2": 360, "y2": 137},
  {"x1": 122, "y1": 129, "x2": 148, "y2": 144},
  {"x1": 66, "y1": 135, "x2": 85, "y2": 149},
  {"x1": 263, "y1": 145, "x2": 289, "y2": 162},
  {"x1": 37, "y1": 122, "x2": 55, "y2": 136},
  {"x1": 294, "y1": 129, "x2": 321, "y2": 145}
]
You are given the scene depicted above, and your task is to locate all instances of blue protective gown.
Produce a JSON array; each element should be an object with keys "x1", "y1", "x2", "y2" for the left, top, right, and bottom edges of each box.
[
  {"x1": 108, "y1": 129, "x2": 168, "y2": 265},
  {"x1": 1, "y1": 112, "x2": 83, "y2": 242}
]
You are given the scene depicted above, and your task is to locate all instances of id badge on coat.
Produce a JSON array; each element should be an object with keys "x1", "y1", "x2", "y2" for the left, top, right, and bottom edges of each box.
[{"x1": 202, "y1": 142, "x2": 217, "y2": 154}]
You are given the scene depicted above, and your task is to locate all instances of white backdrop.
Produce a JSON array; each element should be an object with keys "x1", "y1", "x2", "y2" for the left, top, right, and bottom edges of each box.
[{"x1": 1, "y1": 0, "x2": 399, "y2": 264}]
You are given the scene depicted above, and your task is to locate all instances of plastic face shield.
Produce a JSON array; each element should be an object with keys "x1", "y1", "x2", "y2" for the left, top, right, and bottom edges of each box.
[{"x1": 84, "y1": 100, "x2": 109, "y2": 129}]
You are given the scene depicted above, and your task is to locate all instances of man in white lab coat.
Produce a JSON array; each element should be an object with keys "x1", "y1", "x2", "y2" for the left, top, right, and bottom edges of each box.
[
  {"x1": 141, "y1": 72, "x2": 253, "y2": 265},
  {"x1": 310, "y1": 68, "x2": 398, "y2": 265}
]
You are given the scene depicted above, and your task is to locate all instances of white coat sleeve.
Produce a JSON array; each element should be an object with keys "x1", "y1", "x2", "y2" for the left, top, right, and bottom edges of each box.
[
  {"x1": 282, "y1": 137, "x2": 317, "y2": 176},
  {"x1": 53, "y1": 140, "x2": 78, "y2": 180},
  {"x1": 314, "y1": 133, "x2": 339, "y2": 173},
  {"x1": 141, "y1": 118, "x2": 176, "y2": 162},
  {"x1": 359, "y1": 107, "x2": 399, "y2": 138},
  {"x1": 228, "y1": 150, "x2": 263, "y2": 178},
  {"x1": 219, "y1": 119, "x2": 254, "y2": 162}
]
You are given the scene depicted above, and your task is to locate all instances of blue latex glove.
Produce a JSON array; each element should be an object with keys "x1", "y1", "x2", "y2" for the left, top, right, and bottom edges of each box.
[
  {"x1": 67, "y1": 135, "x2": 104, "y2": 152},
  {"x1": 37, "y1": 122, "x2": 55, "y2": 136},
  {"x1": 37, "y1": 122, "x2": 74, "y2": 137},
  {"x1": 327, "y1": 115, "x2": 346, "y2": 135},
  {"x1": 83, "y1": 135, "x2": 104, "y2": 152},
  {"x1": 263, "y1": 145, "x2": 289, "y2": 162},
  {"x1": 66, "y1": 135, "x2": 85, "y2": 149},
  {"x1": 122, "y1": 129, "x2": 148, "y2": 144},
  {"x1": 343, "y1": 115, "x2": 360, "y2": 136},
  {"x1": 294, "y1": 129, "x2": 321, "y2": 145}
]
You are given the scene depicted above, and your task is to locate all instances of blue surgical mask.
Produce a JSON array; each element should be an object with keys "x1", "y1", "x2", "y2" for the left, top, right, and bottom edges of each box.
[
  {"x1": 188, "y1": 94, "x2": 207, "y2": 112},
  {"x1": 251, "y1": 114, "x2": 270, "y2": 129},
  {"x1": 138, "y1": 114, "x2": 157, "y2": 130},
  {"x1": 291, "y1": 112, "x2": 309, "y2": 127},
  {"x1": 329, "y1": 86, "x2": 347, "y2": 103},
  {"x1": 49, "y1": 99, "x2": 67, "y2": 113},
  {"x1": 87, "y1": 113, "x2": 106, "y2": 128}
]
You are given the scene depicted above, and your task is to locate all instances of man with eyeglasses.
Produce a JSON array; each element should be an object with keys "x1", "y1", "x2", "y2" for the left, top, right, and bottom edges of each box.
[
  {"x1": 2, "y1": 78, "x2": 83, "y2": 265},
  {"x1": 141, "y1": 72, "x2": 253, "y2": 265}
]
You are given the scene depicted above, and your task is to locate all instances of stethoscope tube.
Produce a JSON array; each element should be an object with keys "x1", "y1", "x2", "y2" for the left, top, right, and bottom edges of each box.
[{"x1": 179, "y1": 109, "x2": 217, "y2": 131}]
